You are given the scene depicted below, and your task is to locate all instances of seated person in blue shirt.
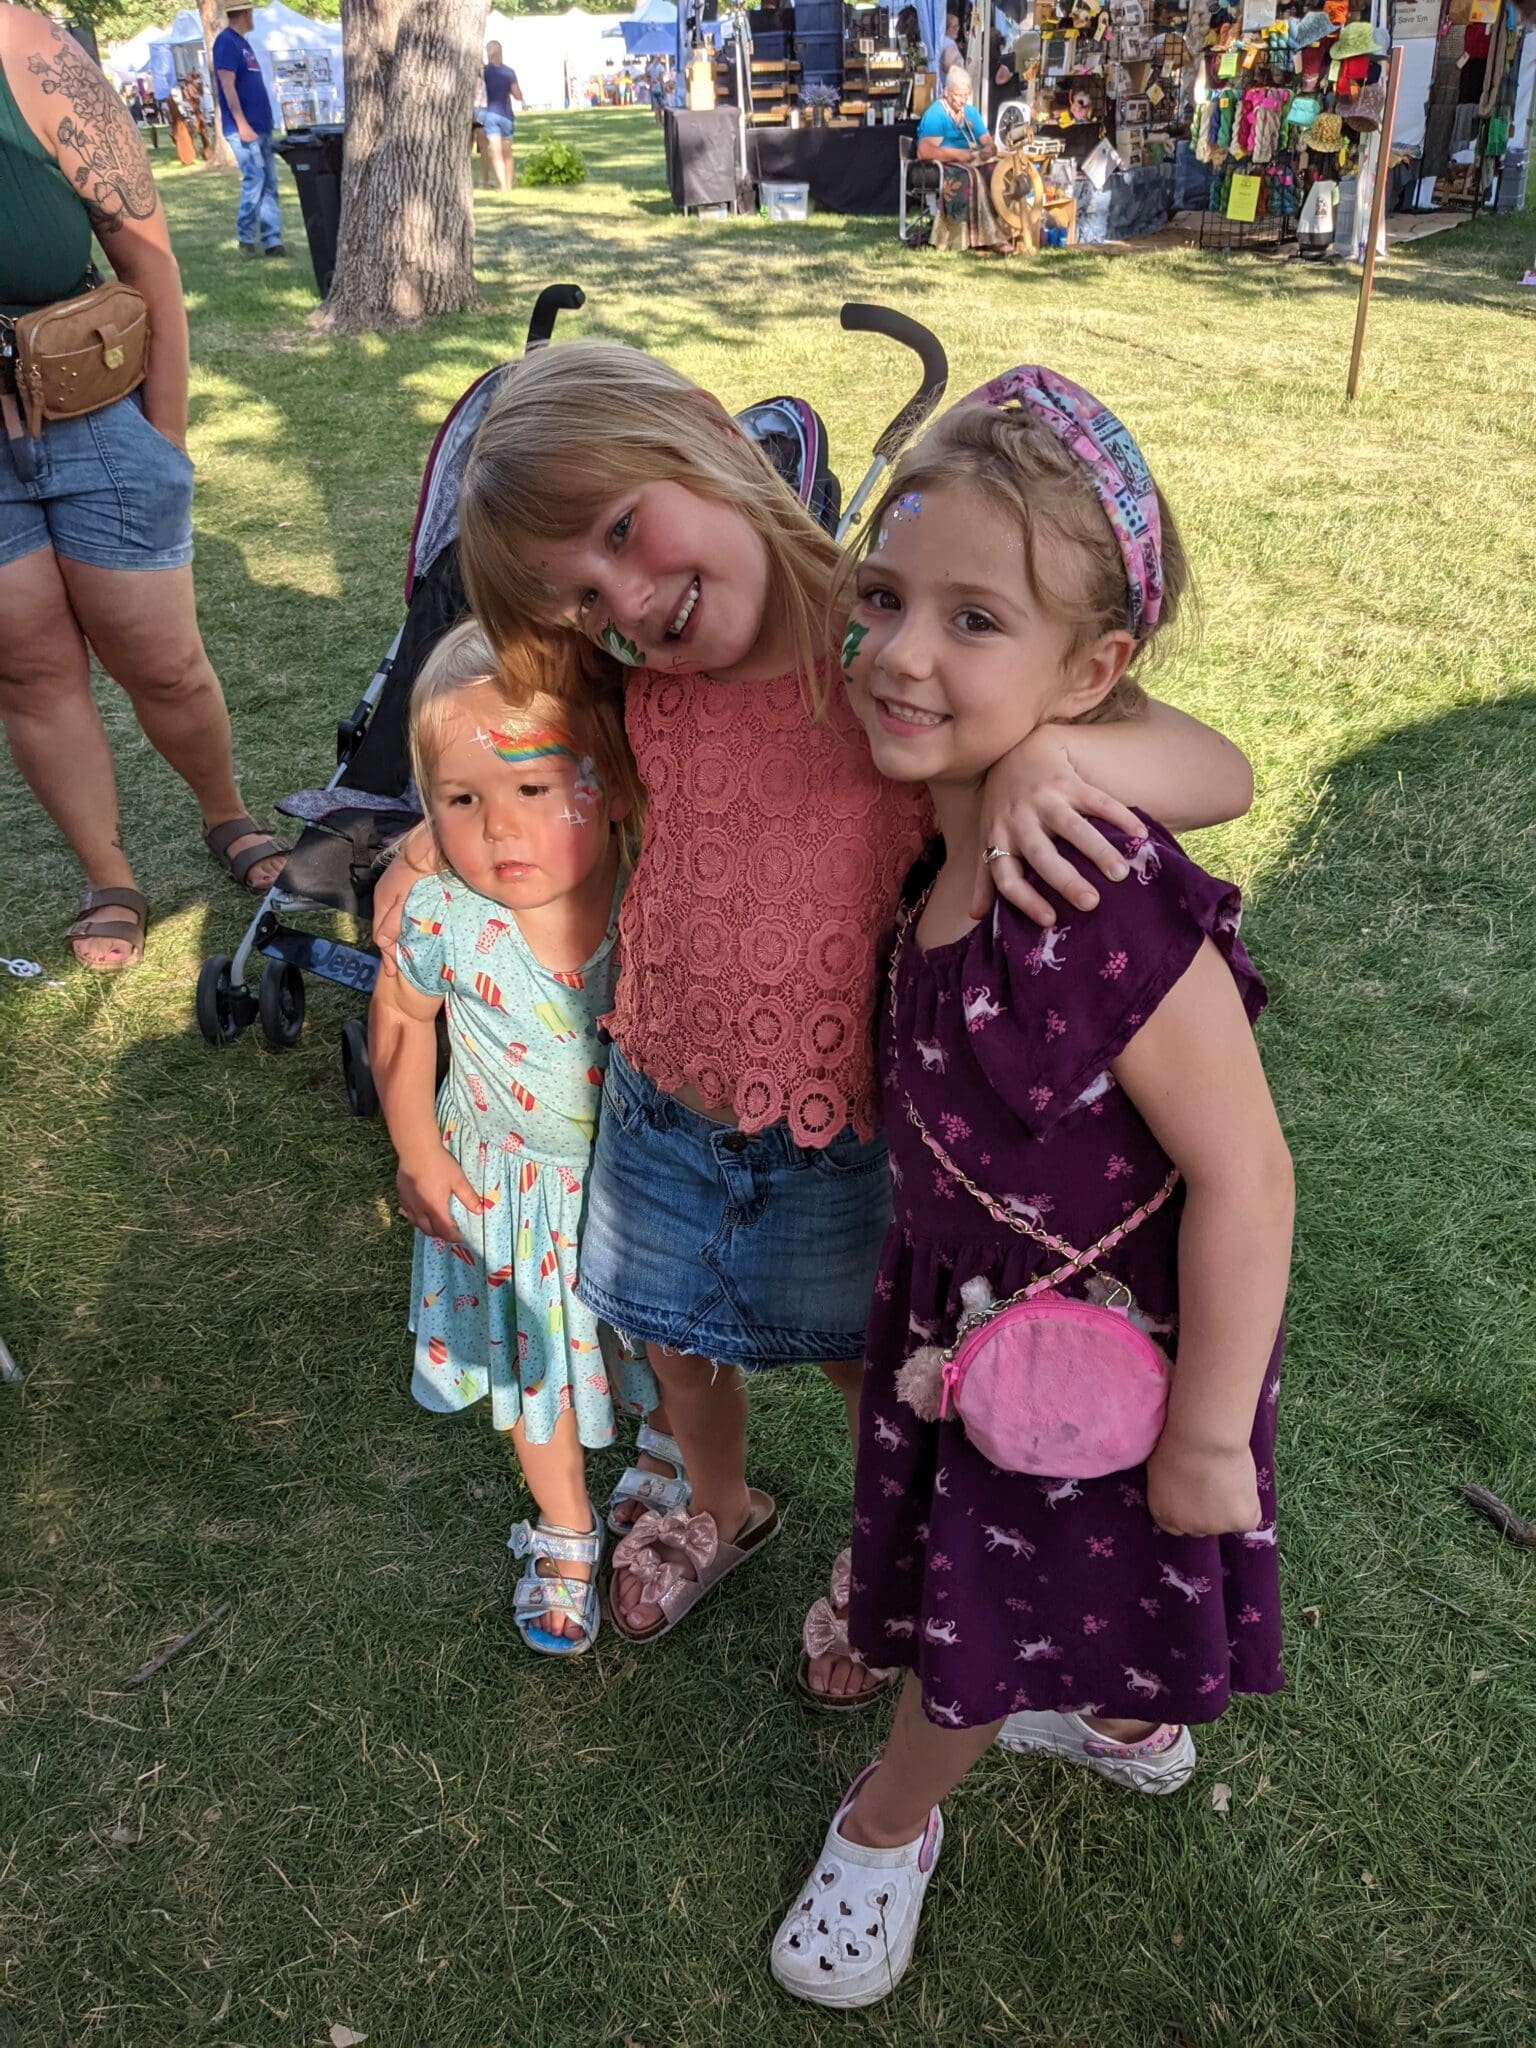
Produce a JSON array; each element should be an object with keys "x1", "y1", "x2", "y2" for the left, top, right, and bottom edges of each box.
[{"x1": 915, "y1": 66, "x2": 1007, "y2": 251}]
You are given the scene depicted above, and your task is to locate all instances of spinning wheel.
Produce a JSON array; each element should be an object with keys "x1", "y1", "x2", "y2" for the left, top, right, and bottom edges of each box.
[
  {"x1": 995, "y1": 99, "x2": 1032, "y2": 152},
  {"x1": 989, "y1": 148, "x2": 1078, "y2": 253}
]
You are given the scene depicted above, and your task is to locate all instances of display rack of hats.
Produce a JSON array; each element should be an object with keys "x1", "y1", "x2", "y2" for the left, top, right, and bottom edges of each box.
[{"x1": 1191, "y1": 6, "x2": 1391, "y2": 250}]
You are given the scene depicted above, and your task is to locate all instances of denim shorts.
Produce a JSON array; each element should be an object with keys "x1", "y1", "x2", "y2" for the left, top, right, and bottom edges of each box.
[
  {"x1": 576, "y1": 1046, "x2": 892, "y2": 1369},
  {"x1": 482, "y1": 110, "x2": 514, "y2": 138},
  {"x1": 0, "y1": 389, "x2": 195, "y2": 574}
]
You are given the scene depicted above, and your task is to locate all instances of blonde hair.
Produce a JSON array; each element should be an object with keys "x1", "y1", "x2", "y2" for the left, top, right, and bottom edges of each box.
[
  {"x1": 409, "y1": 619, "x2": 644, "y2": 868},
  {"x1": 832, "y1": 400, "x2": 1192, "y2": 724},
  {"x1": 458, "y1": 341, "x2": 843, "y2": 711}
]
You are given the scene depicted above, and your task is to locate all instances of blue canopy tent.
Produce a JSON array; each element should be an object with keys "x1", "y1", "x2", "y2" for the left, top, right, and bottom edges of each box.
[
  {"x1": 611, "y1": 0, "x2": 718, "y2": 64},
  {"x1": 621, "y1": 17, "x2": 680, "y2": 57}
]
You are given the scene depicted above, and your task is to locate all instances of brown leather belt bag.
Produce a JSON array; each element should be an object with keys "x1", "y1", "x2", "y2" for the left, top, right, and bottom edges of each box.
[{"x1": 0, "y1": 280, "x2": 151, "y2": 479}]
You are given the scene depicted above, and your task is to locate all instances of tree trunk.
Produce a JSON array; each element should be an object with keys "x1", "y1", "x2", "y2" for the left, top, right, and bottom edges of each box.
[
  {"x1": 316, "y1": 0, "x2": 483, "y2": 333},
  {"x1": 198, "y1": 0, "x2": 237, "y2": 171}
]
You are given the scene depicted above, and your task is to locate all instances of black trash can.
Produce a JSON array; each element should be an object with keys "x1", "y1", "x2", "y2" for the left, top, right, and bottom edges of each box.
[{"x1": 274, "y1": 124, "x2": 345, "y2": 297}]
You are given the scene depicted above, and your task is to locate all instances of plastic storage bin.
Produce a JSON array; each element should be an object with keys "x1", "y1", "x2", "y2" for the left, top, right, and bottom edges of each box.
[{"x1": 761, "y1": 178, "x2": 811, "y2": 220}]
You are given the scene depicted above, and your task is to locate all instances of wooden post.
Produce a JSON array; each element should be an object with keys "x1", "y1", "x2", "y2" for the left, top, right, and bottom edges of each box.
[{"x1": 1346, "y1": 44, "x2": 1406, "y2": 402}]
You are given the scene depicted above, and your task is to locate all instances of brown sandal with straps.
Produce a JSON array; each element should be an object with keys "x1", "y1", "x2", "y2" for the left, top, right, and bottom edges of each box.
[
  {"x1": 66, "y1": 887, "x2": 148, "y2": 972},
  {"x1": 203, "y1": 814, "x2": 288, "y2": 892}
]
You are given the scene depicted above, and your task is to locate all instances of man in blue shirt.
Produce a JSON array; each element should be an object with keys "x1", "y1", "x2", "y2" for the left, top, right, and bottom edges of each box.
[{"x1": 212, "y1": 3, "x2": 284, "y2": 256}]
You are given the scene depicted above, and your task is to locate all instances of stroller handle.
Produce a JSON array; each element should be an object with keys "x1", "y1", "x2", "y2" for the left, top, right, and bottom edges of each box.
[
  {"x1": 839, "y1": 304, "x2": 948, "y2": 459},
  {"x1": 525, "y1": 285, "x2": 585, "y2": 352}
]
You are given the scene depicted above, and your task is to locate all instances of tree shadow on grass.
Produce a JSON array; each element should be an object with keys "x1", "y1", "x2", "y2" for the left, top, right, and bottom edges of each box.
[{"x1": 1246, "y1": 690, "x2": 1536, "y2": 1484}]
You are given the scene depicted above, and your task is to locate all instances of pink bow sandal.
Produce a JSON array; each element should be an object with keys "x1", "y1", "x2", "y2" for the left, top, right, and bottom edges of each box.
[
  {"x1": 796, "y1": 1548, "x2": 901, "y2": 1713},
  {"x1": 607, "y1": 1490, "x2": 779, "y2": 1642}
]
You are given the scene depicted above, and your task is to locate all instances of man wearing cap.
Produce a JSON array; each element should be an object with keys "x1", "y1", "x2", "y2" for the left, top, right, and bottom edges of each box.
[{"x1": 212, "y1": 2, "x2": 284, "y2": 257}]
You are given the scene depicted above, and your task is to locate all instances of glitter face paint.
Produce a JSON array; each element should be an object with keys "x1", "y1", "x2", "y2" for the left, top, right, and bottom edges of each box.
[{"x1": 889, "y1": 492, "x2": 923, "y2": 522}]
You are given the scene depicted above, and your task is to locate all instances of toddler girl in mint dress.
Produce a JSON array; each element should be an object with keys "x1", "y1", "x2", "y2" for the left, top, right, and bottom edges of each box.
[{"x1": 371, "y1": 623, "x2": 659, "y2": 1655}]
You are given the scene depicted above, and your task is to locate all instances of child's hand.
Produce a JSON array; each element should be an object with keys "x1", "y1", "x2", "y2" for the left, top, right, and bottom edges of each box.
[
  {"x1": 396, "y1": 1149, "x2": 484, "y2": 1242},
  {"x1": 1146, "y1": 1436, "x2": 1261, "y2": 1539},
  {"x1": 973, "y1": 732, "x2": 1145, "y2": 925}
]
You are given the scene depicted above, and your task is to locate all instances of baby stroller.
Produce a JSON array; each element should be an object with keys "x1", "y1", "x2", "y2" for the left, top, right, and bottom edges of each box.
[{"x1": 195, "y1": 289, "x2": 948, "y2": 1115}]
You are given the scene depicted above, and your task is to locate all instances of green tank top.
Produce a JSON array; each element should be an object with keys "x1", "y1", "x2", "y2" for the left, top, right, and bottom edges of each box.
[{"x1": 0, "y1": 49, "x2": 94, "y2": 317}]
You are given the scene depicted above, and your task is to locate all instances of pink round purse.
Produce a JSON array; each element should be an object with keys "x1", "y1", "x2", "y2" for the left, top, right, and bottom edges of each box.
[
  {"x1": 940, "y1": 1287, "x2": 1171, "y2": 1479},
  {"x1": 892, "y1": 894, "x2": 1178, "y2": 1479}
]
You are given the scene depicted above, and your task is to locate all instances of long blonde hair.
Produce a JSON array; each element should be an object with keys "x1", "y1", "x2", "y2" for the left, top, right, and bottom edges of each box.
[
  {"x1": 409, "y1": 620, "x2": 644, "y2": 869},
  {"x1": 458, "y1": 341, "x2": 843, "y2": 710},
  {"x1": 831, "y1": 400, "x2": 1193, "y2": 724}
]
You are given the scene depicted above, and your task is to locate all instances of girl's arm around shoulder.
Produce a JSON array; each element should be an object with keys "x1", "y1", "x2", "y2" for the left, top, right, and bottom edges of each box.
[
  {"x1": 975, "y1": 700, "x2": 1254, "y2": 924},
  {"x1": 1110, "y1": 940, "x2": 1293, "y2": 1540},
  {"x1": 1063, "y1": 700, "x2": 1254, "y2": 836}
]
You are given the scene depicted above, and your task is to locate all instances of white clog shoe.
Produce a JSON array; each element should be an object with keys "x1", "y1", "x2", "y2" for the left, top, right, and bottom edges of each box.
[{"x1": 770, "y1": 1765, "x2": 944, "y2": 2009}]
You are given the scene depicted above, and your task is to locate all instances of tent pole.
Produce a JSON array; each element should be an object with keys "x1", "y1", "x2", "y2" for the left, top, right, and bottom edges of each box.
[{"x1": 1346, "y1": 44, "x2": 1404, "y2": 402}]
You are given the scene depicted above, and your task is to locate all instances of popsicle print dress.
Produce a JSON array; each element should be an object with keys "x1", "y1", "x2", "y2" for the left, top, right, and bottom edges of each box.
[{"x1": 397, "y1": 873, "x2": 656, "y2": 1446}]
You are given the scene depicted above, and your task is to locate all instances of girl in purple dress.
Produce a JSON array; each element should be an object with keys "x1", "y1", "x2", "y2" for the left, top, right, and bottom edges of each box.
[{"x1": 771, "y1": 371, "x2": 1295, "y2": 2009}]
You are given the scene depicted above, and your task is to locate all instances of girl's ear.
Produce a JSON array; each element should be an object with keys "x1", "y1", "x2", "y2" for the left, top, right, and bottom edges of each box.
[
  {"x1": 1057, "y1": 629, "x2": 1135, "y2": 720},
  {"x1": 605, "y1": 788, "x2": 634, "y2": 826}
]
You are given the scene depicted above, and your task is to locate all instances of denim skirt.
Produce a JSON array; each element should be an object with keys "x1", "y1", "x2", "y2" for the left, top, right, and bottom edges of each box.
[{"x1": 576, "y1": 1046, "x2": 892, "y2": 1369}]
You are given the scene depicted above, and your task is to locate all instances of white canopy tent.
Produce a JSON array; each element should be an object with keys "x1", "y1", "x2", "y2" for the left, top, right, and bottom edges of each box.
[
  {"x1": 104, "y1": 24, "x2": 165, "y2": 82},
  {"x1": 480, "y1": 7, "x2": 617, "y2": 109},
  {"x1": 247, "y1": 1, "x2": 345, "y2": 124},
  {"x1": 142, "y1": 9, "x2": 206, "y2": 99}
]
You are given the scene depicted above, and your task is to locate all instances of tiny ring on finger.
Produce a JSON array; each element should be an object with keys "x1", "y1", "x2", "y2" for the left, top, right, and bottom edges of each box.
[{"x1": 983, "y1": 846, "x2": 1015, "y2": 865}]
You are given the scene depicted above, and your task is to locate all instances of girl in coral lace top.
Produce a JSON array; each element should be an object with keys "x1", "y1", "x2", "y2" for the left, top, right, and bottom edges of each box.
[{"x1": 374, "y1": 341, "x2": 1254, "y2": 1688}]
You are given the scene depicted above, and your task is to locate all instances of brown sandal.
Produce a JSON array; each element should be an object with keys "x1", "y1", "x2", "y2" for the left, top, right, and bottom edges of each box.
[
  {"x1": 66, "y1": 887, "x2": 148, "y2": 972},
  {"x1": 795, "y1": 1547, "x2": 902, "y2": 1713},
  {"x1": 606, "y1": 1489, "x2": 780, "y2": 1642},
  {"x1": 203, "y1": 814, "x2": 288, "y2": 891}
]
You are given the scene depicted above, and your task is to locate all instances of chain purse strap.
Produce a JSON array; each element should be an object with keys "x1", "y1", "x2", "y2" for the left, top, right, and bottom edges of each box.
[{"x1": 890, "y1": 889, "x2": 1180, "y2": 1305}]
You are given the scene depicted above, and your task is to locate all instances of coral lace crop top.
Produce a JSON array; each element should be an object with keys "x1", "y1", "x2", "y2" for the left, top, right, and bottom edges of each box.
[{"x1": 606, "y1": 662, "x2": 931, "y2": 1147}]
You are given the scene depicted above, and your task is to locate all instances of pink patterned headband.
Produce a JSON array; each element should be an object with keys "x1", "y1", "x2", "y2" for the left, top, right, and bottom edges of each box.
[{"x1": 965, "y1": 365, "x2": 1164, "y2": 639}]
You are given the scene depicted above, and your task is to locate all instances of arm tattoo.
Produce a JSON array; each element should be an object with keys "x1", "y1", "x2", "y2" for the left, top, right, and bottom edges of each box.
[{"x1": 27, "y1": 28, "x2": 158, "y2": 238}]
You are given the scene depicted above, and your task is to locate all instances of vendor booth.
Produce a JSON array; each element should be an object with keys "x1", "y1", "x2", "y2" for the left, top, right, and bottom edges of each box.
[
  {"x1": 1410, "y1": 0, "x2": 1530, "y2": 214},
  {"x1": 658, "y1": 0, "x2": 1191, "y2": 232}
]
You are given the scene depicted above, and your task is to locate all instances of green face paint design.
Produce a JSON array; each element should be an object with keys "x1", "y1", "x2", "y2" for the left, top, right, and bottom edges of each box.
[
  {"x1": 599, "y1": 622, "x2": 644, "y2": 667},
  {"x1": 840, "y1": 619, "x2": 869, "y2": 673}
]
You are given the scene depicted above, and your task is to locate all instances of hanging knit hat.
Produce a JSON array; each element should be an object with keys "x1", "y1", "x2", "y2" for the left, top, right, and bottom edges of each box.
[
  {"x1": 1292, "y1": 10, "x2": 1334, "y2": 44},
  {"x1": 1332, "y1": 19, "x2": 1388, "y2": 60}
]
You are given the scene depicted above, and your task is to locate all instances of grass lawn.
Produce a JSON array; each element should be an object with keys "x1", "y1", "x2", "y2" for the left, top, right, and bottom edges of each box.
[{"x1": 3, "y1": 111, "x2": 1536, "y2": 2047}]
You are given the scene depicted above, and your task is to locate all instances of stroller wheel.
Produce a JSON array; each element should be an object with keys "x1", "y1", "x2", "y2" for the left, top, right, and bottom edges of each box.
[
  {"x1": 258, "y1": 961, "x2": 306, "y2": 1051},
  {"x1": 340, "y1": 1016, "x2": 379, "y2": 1117},
  {"x1": 196, "y1": 954, "x2": 249, "y2": 1046}
]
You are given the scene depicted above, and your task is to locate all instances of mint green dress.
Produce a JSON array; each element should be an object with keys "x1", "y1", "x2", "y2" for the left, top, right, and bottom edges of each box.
[{"x1": 397, "y1": 873, "x2": 656, "y2": 1445}]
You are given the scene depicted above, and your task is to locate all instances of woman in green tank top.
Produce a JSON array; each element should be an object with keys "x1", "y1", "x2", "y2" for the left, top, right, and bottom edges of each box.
[{"x1": 0, "y1": 3, "x2": 285, "y2": 970}]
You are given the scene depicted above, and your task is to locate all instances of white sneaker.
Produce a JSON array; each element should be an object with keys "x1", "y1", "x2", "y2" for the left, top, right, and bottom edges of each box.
[
  {"x1": 996, "y1": 1710, "x2": 1197, "y2": 1794},
  {"x1": 770, "y1": 1765, "x2": 944, "y2": 2008}
]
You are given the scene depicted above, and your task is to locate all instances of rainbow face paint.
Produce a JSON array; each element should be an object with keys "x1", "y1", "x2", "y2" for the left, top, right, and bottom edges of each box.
[
  {"x1": 840, "y1": 619, "x2": 869, "y2": 673},
  {"x1": 599, "y1": 622, "x2": 644, "y2": 666},
  {"x1": 473, "y1": 725, "x2": 579, "y2": 766}
]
